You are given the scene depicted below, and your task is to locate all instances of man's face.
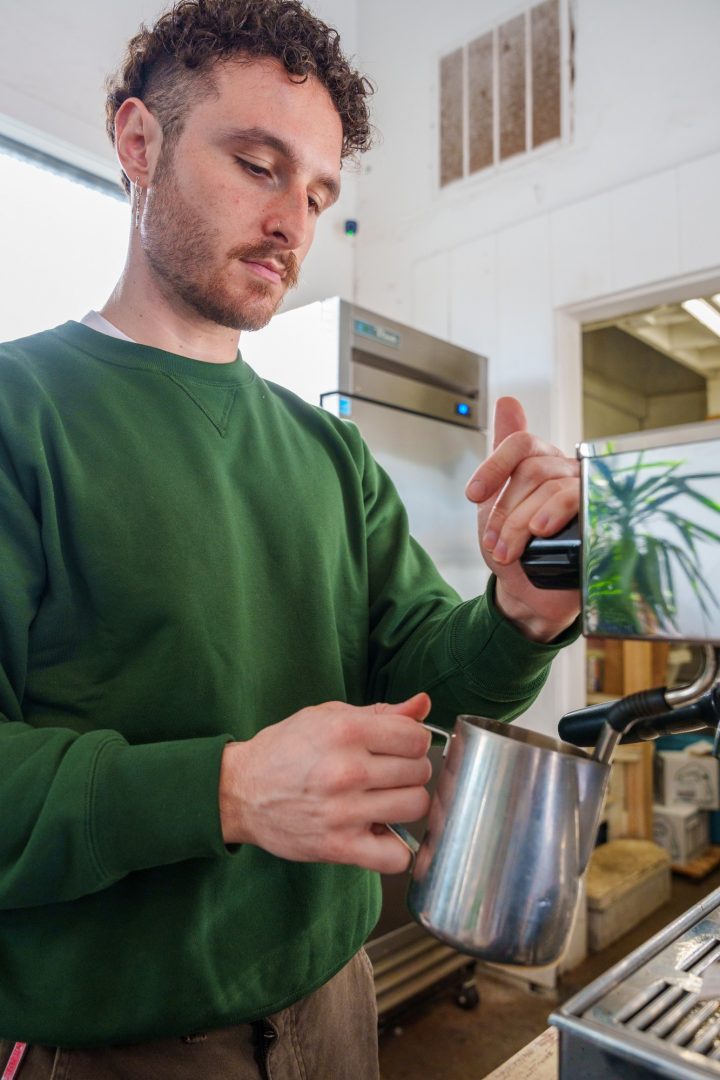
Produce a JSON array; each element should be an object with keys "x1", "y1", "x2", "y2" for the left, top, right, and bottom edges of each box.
[{"x1": 141, "y1": 58, "x2": 343, "y2": 332}]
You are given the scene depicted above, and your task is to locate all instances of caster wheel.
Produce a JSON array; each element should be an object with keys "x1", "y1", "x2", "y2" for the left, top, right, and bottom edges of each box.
[{"x1": 454, "y1": 984, "x2": 480, "y2": 1010}]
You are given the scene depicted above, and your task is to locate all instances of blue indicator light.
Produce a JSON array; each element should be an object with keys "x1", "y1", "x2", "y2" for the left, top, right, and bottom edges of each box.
[
  {"x1": 339, "y1": 397, "x2": 352, "y2": 417},
  {"x1": 455, "y1": 402, "x2": 471, "y2": 417}
]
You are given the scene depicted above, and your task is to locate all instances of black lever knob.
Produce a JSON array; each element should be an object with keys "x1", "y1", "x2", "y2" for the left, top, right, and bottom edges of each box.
[{"x1": 520, "y1": 517, "x2": 581, "y2": 591}]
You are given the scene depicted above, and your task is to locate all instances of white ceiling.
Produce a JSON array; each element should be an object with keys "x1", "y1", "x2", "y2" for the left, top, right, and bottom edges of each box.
[
  {"x1": 0, "y1": 0, "x2": 159, "y2": 164},
  {"x1": 589, "y1": 297, "x2": 720, "y2": 379}
]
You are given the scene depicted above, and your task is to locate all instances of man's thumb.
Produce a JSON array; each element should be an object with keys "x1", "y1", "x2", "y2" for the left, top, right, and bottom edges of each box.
[
  {"x1": 384, "y1": 692, "x2": 432, "y2": 722},
  {"x1": 493, "y1": 396, "x2": 528, "y2": 450}
]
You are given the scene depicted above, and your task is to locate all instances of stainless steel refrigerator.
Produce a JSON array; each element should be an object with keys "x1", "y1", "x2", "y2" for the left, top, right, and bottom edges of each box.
[{"x1": 241, "y1": 297, "x2": 489, "y2": 1019}]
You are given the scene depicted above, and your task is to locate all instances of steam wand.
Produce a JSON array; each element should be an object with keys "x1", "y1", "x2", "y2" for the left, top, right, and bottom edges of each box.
[{"x1": 558, "y1": 646, "x2": 720, "y2": 766}]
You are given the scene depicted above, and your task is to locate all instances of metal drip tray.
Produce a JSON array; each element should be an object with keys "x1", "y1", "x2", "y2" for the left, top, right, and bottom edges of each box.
[{"x1": 551, "y1": 886, "x2": 720, "y2": 1079}]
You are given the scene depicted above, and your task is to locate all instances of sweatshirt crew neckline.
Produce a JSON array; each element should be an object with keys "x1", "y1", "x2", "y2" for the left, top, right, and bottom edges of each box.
[{"x1": 55, "y1": 320, "x2": 257, "y2": 388}]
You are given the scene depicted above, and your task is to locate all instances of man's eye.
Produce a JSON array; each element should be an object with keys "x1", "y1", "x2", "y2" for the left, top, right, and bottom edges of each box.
[
  {"x1": 308, "y1": 196, "x2": 321, "y2": 213},
  {"x1": 239, "y1": 159, "x2": 270, "y2": 177}
]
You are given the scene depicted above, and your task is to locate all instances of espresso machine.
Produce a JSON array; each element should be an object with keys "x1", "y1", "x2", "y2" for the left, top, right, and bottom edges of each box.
[{"x1": 520, "y1": 420, "x2": 720, "y2": 1078}]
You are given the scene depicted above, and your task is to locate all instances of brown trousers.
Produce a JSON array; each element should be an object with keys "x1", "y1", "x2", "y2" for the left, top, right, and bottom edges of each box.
[{"x1": 0, "y1": 950, "x2": 379, "y2": 1080}]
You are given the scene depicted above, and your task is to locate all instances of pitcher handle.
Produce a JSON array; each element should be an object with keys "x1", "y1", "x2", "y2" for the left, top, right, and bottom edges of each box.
[{"x1": 387, "y1": 723, "x2": 453, "y2": 866}]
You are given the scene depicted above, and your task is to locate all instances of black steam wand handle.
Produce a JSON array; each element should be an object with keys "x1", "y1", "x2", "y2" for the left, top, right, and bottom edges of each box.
[{"x1": 559, "y1": 686, "x2": 720, "y2": 748}]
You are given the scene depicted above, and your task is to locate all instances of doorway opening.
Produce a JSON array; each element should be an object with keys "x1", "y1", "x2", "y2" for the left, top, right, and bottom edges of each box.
[
  {"x1": 579, "y1": 292, "x2": 719, "y2": 711},
  {"x1": 553, "y1": 272, "x2": 720, "y2": 721},
  {"x1": 554, "y1": 277, "x2": 720, "y2": 851}
]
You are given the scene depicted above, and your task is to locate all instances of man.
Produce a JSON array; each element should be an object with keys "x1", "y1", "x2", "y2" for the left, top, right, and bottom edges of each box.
[{"x1": 0, "y1": 1, "x2": 580, "y2": 1077}]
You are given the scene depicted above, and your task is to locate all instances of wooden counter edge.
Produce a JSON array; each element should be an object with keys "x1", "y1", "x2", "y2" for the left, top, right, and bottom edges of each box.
[{"x1": 482, "y1": 1025, "x2": 558, "y2": 1079}]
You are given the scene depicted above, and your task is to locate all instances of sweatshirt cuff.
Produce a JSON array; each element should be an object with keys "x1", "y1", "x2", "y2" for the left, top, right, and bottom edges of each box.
[
  {"x1": 449, "y1": 576, "x2": 581, "y2": 702},
  {"x1": 89, "y1": 734, "x2": 234, "y2": 882}
]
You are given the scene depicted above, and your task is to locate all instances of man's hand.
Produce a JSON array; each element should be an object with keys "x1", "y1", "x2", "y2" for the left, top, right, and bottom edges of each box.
[
  {"x1": 219, "y1": 693, "x2": 432, "y2": 873},
  {"x1": 465, "y1": 397, "x2": 580, "y2": 642}
]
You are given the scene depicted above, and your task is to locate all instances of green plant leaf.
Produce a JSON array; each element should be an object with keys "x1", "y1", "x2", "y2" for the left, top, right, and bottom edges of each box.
[{"x1": 675, "y1": 482, "x2": 720, "y2": 515}]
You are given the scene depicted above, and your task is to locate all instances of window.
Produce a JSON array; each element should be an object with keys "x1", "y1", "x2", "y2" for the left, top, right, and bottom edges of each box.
[
  {"x1": 439, "y1": 0, "x2": 570, "y2": 187},
  {"x1": 0, "y1": 137, "x2": 128, "y2": 343}
]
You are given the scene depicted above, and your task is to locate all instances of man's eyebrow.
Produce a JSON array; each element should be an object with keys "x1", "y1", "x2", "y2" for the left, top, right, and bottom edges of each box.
[{"x1": 220, "y1": 126, "x2": 341, "y2": 205}]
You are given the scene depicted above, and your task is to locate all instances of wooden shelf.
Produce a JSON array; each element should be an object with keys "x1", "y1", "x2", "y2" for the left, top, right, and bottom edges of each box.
[
  {"x1": 672, "y1": 846, "x2": 720, "y2": 880},
  {"x1": 587, "y1": 638, "x2": 670, "y2": 698},
  {"x1": 587, "y1": 692, "x2": 616, "y2": 706}
]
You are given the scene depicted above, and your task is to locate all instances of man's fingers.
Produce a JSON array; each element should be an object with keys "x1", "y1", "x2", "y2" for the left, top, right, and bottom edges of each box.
[
  {"x1": 465, "y1": 430, "x2": 565, "y2": 504},
  {"x1": 348, "y1": 829, "x2": 414, "y2": 874},
  {"x1": 358, "y1": 692, "x2": 432, "y2": 756},
  {"x1": 364, "y1": 754, "x2": 433, "y2": 790},
  {"x1": 479, "y1": 455, "x2": 579, "y2": 526},
  {"x1": 492, "y1": 396, "x2": 528, "y2": 450},
  {"x1": 482, "y1": 477, "x2": 580, "y2": 565},
  {"x1": 363, "y1": 785, "x2": 431, "y2": 823},
  {"x1": 361, "y1": 714, "x2": 433, "y2": 756},
  {"x1": 480, "y1": 462, "x2": 579, "y2": 551}
]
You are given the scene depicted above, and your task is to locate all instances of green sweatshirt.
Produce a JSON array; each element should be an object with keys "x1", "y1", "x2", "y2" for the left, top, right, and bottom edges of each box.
[{"x1": 0, "y1": 321, "x2": 574, "y2": 1046}]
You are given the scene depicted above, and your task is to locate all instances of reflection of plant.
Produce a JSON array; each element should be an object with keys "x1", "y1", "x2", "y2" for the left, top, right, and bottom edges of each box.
[{"x1": 587, "y1": 452, "x2": 720, "y2": 636}]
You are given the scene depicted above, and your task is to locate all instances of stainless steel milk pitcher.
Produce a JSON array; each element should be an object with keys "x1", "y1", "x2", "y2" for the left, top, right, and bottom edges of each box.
[{"x1": 389, "y1": 715, "x2": 610, "y2": 968}]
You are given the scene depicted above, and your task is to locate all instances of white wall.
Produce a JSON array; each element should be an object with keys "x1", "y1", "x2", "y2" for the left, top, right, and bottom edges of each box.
[
  {"x1": 0, "y1": 0, "x2": 359, "y2": 310},
  {"x1": 351, "y1": 0, "x2": 720, "y2": 735},
  {"x1": 354, "y1": 0, "x2": 720, "y2": 356}
]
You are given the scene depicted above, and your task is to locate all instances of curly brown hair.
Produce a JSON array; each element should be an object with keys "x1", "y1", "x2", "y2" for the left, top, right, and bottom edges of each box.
[{"x1": 105, "y1": 0, "x2": 373, "y2": 195}]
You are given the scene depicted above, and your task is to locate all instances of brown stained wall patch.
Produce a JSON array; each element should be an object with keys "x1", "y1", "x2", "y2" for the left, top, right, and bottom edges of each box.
[
  {"x1": 499, "y1": 14, "x2": 526, "y2": 161},
  {"x1": 440, "y1": 49, "x2": 464, "y2": 187},
  {"x1": 532, "y1": 0, "x2": 561, "y2": 147},
  {"x1": 439, "y1": 2, "x2": 567, "y2": 188},
  {"x1": 468, "y1": 33, "x2": 494, "y2": 174}
]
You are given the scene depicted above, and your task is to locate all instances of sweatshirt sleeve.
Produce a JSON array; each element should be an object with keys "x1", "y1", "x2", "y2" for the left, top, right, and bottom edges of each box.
[
  {"x1": 359, "y1": 436, "x2": 580, "y2": 726},
  {"x1": 0, "y1": 461, "x2": 233, "y2": 911}
]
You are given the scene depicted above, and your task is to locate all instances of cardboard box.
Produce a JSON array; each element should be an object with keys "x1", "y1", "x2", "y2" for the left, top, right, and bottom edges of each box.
[
  {"x1": 655, "y1": 744, "x2": 720, "y2": 810},
  {"x1": 653, "y1": 802, "x2": 709, "y2": 864},
  {"x1": 586, "y1": 839, "x2": 671, "y2": 952}
]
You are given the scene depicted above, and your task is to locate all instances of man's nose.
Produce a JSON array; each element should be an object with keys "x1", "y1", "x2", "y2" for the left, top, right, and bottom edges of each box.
[{"x1": 264, "y1": 189, "x2": 308, "y2": 250}]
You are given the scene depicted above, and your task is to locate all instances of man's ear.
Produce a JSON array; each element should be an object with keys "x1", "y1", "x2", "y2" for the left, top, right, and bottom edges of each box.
[{"x1": 114, "y1": 97, "x2": 163, "y2": 189}]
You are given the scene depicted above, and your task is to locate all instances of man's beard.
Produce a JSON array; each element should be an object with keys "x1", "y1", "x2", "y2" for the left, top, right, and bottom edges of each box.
[{"x1": 140, "y1": 158, "x2": 300, "y2": 332}]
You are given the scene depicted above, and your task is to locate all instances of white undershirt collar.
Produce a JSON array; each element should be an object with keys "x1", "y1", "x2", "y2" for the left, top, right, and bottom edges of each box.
[{"x1": 81, "y1": 310, "x2": 136, "y2": 343}]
